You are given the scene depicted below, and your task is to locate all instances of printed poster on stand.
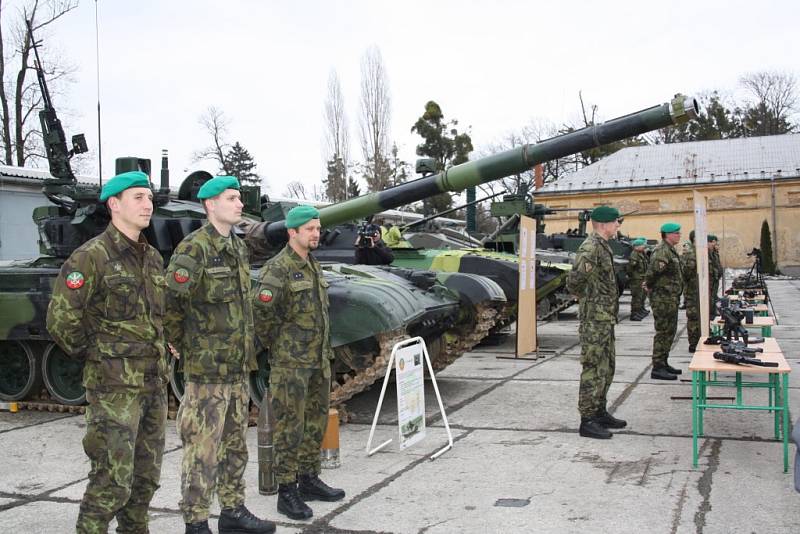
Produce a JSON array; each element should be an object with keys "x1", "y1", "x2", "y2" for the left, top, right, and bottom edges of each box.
[{"x1": 395, "y1": 342, "x2": 426, "y2": 449}]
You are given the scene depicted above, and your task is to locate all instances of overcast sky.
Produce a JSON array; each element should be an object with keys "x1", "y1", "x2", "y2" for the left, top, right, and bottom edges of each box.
[{"x1": 36, "y1": 0, "x2": 800, "y2": 196}]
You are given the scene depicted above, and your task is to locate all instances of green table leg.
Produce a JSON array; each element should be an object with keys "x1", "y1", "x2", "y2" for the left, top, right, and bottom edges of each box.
[
  {"x1": 783, "y1": 373, "x2": 789, "y2": 473},
  {"x1": 693, "y1": 370, "x2": 699, "y2": 468},
  {"x1": 772, "y1": 374, "x2": 779, "y2": 439}
]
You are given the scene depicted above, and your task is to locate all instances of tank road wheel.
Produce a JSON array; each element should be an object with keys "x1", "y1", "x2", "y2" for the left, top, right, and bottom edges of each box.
[
  {"x1": 41, "y1": 343, "x2": 86, "y2": 405},
  {"x1": 248, "y1": 349, "x2": 271, "y2": 405},
  {"x1": 0, "y1": 341, "x2": 42, "y2": 401},
  {"x1": 169, "y1": 357, "x2": 185, "y2": 402}
]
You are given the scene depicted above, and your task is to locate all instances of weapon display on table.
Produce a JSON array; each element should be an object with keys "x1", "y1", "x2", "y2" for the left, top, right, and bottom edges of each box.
[
  {"x1": 713, "y1": 351, "x2": 778, "y2": 368},
  {"x1": 715, "y1": 298, "x2": 764, "y2": 345}
]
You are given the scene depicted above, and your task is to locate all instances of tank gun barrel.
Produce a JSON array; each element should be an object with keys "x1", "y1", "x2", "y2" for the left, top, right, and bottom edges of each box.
[{"x1": 263, "y1": 94, "x2": 698, "y2": 245}]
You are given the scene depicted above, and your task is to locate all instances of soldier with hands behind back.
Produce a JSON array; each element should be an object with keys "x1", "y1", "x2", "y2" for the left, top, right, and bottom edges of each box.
[
  {"x1": 47, "y1": 171, "x2": 169, "y2": 534},
  {"x1": 164, "y1": 176, "x2": 275, "y2": 534},
  {"x1": 567, "y1": 205, "x2": 627, "y2": 440},
  {"x1": 645, "y1": 222, "x2": 684, "y2": 380},
  {"x1": 253, "y1": 205, "x2": 346, "y2": 521}
]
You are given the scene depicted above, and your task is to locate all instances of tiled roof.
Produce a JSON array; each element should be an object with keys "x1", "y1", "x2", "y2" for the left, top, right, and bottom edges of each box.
[{"x1": 538, "y1": 134, "x2": 800, "y2": 194}]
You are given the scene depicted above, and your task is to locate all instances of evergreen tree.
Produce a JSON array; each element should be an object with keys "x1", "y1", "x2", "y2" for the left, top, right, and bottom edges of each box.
[
  {"x1": 759, "y1": 220, "x2": 776, "y2": 275},
  {"x1": 324, "y1": 156, "x2": 347, "y2": 201},
  {"x1": 224, "y1": 142, "x2": 260, "y2": 186},
  {"x1": 346, "y1": 176, "x2": 361, "y2": 198},
  {"x1": 411, "y1": 101, "x2": 473, "y2": 214}
]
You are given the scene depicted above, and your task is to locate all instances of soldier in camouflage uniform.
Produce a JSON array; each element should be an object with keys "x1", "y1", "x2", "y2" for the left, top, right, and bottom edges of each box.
[
  {"x1": 254, "y1": 205, "x2": 346, "y2": 520},
  {"x1": 681, "y1": 232, "x2": 701, "y2": 353},
  {"x1": 46, "y1": 171, "x2": 168, "y2": 534},
  {"x1": 708, "y1": 235, "x2": 723, "y2": 315},
  {"x1": 626, "y1": 237, "x2": 650, "y2": 321},
  {"x1": 567, "y1": 206, "x2": 627, "y2": 440},
  {"x1": 645, "y1": 222, "x2": 684, "y2": 380},
  {"x1": 164, "y1": 176, "x2": 275, "y2": 534}
]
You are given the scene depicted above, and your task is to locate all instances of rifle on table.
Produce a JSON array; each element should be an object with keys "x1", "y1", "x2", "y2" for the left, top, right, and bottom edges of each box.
[{"x1": 713, "y1": 351, "x2": 778, "y2": 368}]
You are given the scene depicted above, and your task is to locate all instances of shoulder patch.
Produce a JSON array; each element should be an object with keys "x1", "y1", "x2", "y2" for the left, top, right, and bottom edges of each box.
[
  {"x1": 173, "y1": 268, "x2": 190, "y2": 284},
  {"x1": 65, "y1": 271, "x2": 85, "y2": 289},
  {"x1": 258, "y1": 289, "x2": 273, "y2": 303},
  {"x1": 584, "y1": 262, "x2": 593, "y2": 273}
]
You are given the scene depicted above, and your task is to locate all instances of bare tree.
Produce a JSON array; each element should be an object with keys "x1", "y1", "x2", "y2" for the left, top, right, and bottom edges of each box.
[
  {"x1": 192, "y1": 106, "x2": 233, "y2": 173},
  {"x1": 358, "y1": 46, "x2": 392, "y2": 192},
  {"x1": 0, "y1": 0, "x2": 79, "y2": 167},
  {"x1": 322, "y1": 69, "x2": 350, "y2": 201},
  {"x1": 476, "y1": 117, "x2": 559, "y2": 200},
  {"x1": 284, "y1": 180, "x2": 325, "y2": 202},
  {"x1": 739, "y1": 71, "x2": 798, "y2": 135}
]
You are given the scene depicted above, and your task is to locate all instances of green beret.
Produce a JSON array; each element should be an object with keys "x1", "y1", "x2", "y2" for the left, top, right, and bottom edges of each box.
[
  {"x1": 590, "y1": 205, "x2": 620, "y2": 223},
  {"x1": 285, "y1": 205, "x2": 320, "y2": 229},
  {"x1": 708, "y1": 234, "x2": 718, "y2": 242},
  {"x1": 661, "y1": 222, "x2": 681, "y2": 233},
  {"x1": 632, "y1": 238, "x2": 647, "y2": 246},
  {"x1": 99, "y1": 171, "x2": 151, "y2": 201},
  {"x1": 197, "y1": 175, "x2": 240, "y2": 200}
]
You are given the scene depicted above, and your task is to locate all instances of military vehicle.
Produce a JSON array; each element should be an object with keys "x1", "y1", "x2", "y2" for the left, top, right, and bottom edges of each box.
[{"x1": 0, "y1": 25, "x2": 699, "y2": 408}]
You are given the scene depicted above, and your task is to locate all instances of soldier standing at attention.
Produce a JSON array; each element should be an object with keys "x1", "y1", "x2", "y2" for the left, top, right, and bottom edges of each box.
[
  {"x1": 627, "y1": 237, "x2": 650, "y2": 321},
  {"x1": 708, "y1": 234, "x2": 723, "y2": 314},
  {"x1": 254, "y1": 205, "x2": 346, "y2": 520},
  {"x1": 567, "y1": 205, "x2": 627, "y2": 440},
  {"x1": 46, "y1": 171, "x2": 169, "y2": 534},
  {"x1": 164, "y1": 176, "x2": 275, "y2": 534},
  {"x1": 682, "y1": 231, "x2": 701, "y2": 353},
  {"x1": 645, "y1": 222, "x2": 684, "y2": 380}
]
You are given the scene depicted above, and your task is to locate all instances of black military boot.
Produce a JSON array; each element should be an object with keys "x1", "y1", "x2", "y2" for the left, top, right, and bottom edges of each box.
[
  {"x1": 651, "y1": 366, "x2": 678, "y2": 380},
  {"x1": 688, "y1": 344, "x2": 697, "y2": 353},
  {"x1": 630, "y1": 312, "x2": 643, "y2": 321},
  {"x1": 595, "y1": 410, "x2": 627, "y2": 429},
  {"x1": 578, "y1": 417, "x2": 612, "y2": 439},
  {"x1": 185, "y1": 520, "x2": 212, "y2": 534},
  {"x1": 666, "y1": 363, "x2": 683, "y2": 375},
  {"x1": 219, "y1": 504, "x2": 276, "y2": 534},
  {"x1": 277, "y1": 483, "x2": 313, "y2": 520},
  {"x1": 298, "y1": 473, "x2": 346, "y2": 502}
]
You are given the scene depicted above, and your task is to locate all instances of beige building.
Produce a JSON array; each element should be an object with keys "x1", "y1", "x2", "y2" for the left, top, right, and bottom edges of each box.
[{"x1": 535, "y1": 134, "x2": 800, "y2": 273}]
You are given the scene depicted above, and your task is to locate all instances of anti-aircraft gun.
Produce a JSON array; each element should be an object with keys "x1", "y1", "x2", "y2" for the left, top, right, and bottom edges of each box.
[{"x1": 307, "y1": 94, "x2": 699, "y2": 323}]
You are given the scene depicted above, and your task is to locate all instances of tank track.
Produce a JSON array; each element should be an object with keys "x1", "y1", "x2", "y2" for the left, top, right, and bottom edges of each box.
[
  {"x1": 330, "y1": 329, "x2": 407, "y2": 406},
  {"x1": 538, "y1": 291, "x2": 577, "y2": 322},
  {"x1": 15, "y1": 399, "x2": 85, "y2": 414},
  {"x1": 434, "y1": 304, "x2": 499, "y2": 370}
]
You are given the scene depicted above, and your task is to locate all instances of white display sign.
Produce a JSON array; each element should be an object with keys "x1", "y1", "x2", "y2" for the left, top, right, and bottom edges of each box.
[{"x1": 394, "y1": 343, "x2": 426, "y2": 449}]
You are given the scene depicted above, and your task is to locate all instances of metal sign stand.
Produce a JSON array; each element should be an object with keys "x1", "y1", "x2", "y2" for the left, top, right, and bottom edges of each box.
[{"x1": 365, "y1": 337, "x2": 453, "y2": 460}]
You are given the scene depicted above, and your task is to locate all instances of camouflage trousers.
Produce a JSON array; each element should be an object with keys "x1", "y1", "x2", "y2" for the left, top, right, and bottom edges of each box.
[
  {"x1": 77, "y1": 387, "x2": 167, "y2": 534},
  {"x1": 630, "y1": 278, "x2": 648, "y2": 314},
  {"x1": 685, "y1": 293, "x2": 701, "y2": 348},
  {"x1": 651, "y1": 293, "x2": 680, "y2": 368},
  {"x1": 578, "y1": 321, "x2": 616, "y2": 418},
  {"x1": 710, "y1": 278, "x2": 720, "y2": 316},
  {"x1": 177, "y1": 380, "x2": 249, "y2": 523},
  {"x1": 270, "y1": 366, "x2": 330, "y2": 484}
]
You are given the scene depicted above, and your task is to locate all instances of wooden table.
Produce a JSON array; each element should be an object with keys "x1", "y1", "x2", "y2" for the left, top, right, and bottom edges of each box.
[
  {"x1": 689, "y1": 336, "x2": 791, "y2": 471},
  {"x1": 712, "y1": 315, "x2": 775, "y2": 336}
]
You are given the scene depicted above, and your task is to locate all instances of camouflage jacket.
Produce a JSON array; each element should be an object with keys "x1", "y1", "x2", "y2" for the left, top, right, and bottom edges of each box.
[
  {"x1": 681, "y1": 244, "x2": 698, "y2": 298},
  {"x1": 253, "y1": 245, "x2": 333, "y2": 370},
  {"x1": 46, "y1": 223, "x2": 168, "y2": 392},
  {"x1": 709, "y1": 249, "x2": 723, "y2": 282},
  {"x1": 164, "y1": 223, "x2": 257, "y2": 383},
  {"x1": 626, "y1": 249, "x2": 649, "y2": 281},
  {"x1": 567, "y1": 233, "x2": 619, "y2": 323},
  {"x1": 645, "y1": 240, "x2": 683, "y2": 298}
]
